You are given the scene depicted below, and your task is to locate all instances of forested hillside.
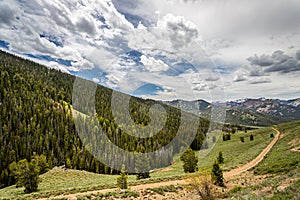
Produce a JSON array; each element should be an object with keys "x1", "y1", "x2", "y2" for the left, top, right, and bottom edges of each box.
[{"x1": 0, "y1": 50, "x2": 210, "y2": 188}]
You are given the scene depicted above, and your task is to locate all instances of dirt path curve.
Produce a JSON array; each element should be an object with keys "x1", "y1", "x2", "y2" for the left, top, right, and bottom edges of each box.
[
  {"x1": 223, "y1": 127, "x2": 280, "y2": 179},
  {"x1": 41, "y1": 128, "x2": 280, "y2": 200}
]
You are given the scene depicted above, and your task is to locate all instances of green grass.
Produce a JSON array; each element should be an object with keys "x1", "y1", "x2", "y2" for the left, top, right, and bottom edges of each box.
[
  {"x1": 254, "y1": 121, "x2": 300, "y2": 175},
  {"x1": 267, "y1": 179, "x2": 300, "y2": 200},
  {"x1": 0, "y1": 126, "x2": 277, "y2": 199},
  {"x1": 197, "y1": 128, "x2": 274, "y2": 172}
]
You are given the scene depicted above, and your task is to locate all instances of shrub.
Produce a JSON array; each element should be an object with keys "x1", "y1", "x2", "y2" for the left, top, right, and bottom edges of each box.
[
  {"x1": 211, "y1": 160, "x2": 225, "y2": 187},
  {"x1": 217, "y1": 151, "x2": 224, "y2": 164},
  {"x1": 230, "y1": 185, "x2": 242, "y2": 194},
  {"x1": 135, "y1": 153, "x2": 151, "y2": 180},
  {"x1": 9, "y1": 159, "x2": 40, "y2": 193},
  {"x1": 212, "y1": 136, "x2": 217, "y2": 143},
  {"x1": 240, "y1": 137, "x2": 244, "y2": 143},
  {"x1": 180, "y1": 148, "x2": 198, "y2": 173},
  {"x1": 117, "y1": 165, "x2": 128, "y2": 189},
  {"x1": 188, "y1": 172, "x2": 214, "y2": 200},
  {"x1": 250, "y1": 134, "x2": 254, "y2": 141}
]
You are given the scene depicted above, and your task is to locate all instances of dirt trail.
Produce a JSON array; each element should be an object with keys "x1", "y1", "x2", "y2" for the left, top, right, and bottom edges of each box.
[
  {"x1": 41, "y1": 128, "x2": 280, "y2": 200},
  {"x1": 224, "y1": 127, "x2": 280, "y2": 179}
]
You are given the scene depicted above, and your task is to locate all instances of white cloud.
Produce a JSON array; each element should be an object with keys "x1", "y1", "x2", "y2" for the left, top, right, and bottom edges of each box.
[
  {"x1": 248, "y1": 77, "x2": 272, "y2": 84},
  {"x1": 140, "y1": 55, "x2": 169, "y2": 72}
]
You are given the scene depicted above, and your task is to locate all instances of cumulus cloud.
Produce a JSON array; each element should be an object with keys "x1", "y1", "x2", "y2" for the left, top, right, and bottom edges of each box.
[
  {"x1": 247, "y1": 54, "x2": 274, "y2": 66},
  {"x1": 0, "y1": 0, "x2": 137, "y2": 73},
  {"x1": 248, "y1": 50, "x2": 300, "y2": 74},
  {"x1": 128, "y1": 13, "x2": 199, "y2": 52},
  {"x1": 157, "y1": 13, "x2": 198, "y2": 49},
  {"x1": 140, "y1": 55, "x2": 169, "y2": 72},
  {"x1": 232, "y1": 69, "x2": 248, "y2": 82},
  {"x1": 76, "y1": 15, "x2": 97, "y2": 35}
]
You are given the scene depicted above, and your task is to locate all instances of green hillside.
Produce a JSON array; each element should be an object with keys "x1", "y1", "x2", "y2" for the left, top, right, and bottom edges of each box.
[
  {"x1": 0, "y1": 125, "x2": 276, "y2": 199},
  {"x1": 0, "y1": 50, "x2": 209, "y2": 188}
]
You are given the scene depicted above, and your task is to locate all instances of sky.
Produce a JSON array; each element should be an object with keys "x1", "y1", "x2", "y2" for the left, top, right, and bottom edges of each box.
[{"x1": 0, "y1": 0, "x2": 300, "y2": 102}]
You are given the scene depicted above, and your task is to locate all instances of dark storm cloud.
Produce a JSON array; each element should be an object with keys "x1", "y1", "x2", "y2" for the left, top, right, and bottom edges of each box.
[{"x1": 248, "y1": 50, "x2": 300, "y2": 74}]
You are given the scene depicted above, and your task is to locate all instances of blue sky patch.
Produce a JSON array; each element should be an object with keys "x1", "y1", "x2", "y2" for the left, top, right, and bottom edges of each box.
[
  {"x1": 0, "y1": 40, "x2": 9, "y2": 49},
  {"x1": 25, "y1": 53, "x2": 72, "y2": 66},
  {"x1": 132, "y1": 83, "x2": 164, "y2": 97},
  {"x1": 40, "y1": 33, "x2": 63, "y2": 47}
]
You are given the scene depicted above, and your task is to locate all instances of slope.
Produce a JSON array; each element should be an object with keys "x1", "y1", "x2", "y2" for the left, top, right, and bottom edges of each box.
[{"x1": 0, "y1": 50, "x2": 209, "y2": 188}]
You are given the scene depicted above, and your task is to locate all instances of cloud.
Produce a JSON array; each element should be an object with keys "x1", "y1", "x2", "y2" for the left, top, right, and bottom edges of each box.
[
  {"x1": 205, "y1": 75, "x2": 220, "y2": 82},
  {"x1": 128, "y1": 13, "x2": 199, "y2": 52},
  {"x1": 140, "y1": 55, "x2": 169, "y2": 72},
  {"x1": 75, "y1": 15, "x2": 97, "y2": 35},
  {"x1": 233, "y1": 74, "x2": 248, "y2": 82},
  {"x1": 232, "y1": 69, "x2": 248, "y2": 82},
  {"x1": 296, "y1": 50, "x2": 300, "y2": 60},
  {"x1": 248, "y1": 78, "x2": 271, "y2": 84},
  {"x1": 248, "y1": 50, "x2": 300, "y2": 74},
  {"x1": 247, "y1": 54, "x2": 274, "y2": 66},
  {"x1": 1, "y1": 0, "x2": 299, "y2": 102},
  {"x1": 157, "y1": 13, "x2": 198, "y2": 49},
  {"x1": 0, "y1": 2, "x2": 16, "y2": 26},
  {"x1": 247, "y1": 65, "x2": 267, "y2": 77}
]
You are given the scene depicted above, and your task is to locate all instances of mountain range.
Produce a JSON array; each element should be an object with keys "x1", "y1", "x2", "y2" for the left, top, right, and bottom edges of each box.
[{"x1": 165, "y1": 98, "x2": 300, "y2": 126}]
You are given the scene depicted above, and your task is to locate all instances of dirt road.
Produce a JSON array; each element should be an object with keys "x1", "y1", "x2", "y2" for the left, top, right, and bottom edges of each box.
[
  {"x1": 223, "y1": 128, "x2": 280, "y2": 179},
  {"x1": 41, "y1": 128, "x2": 280, "y2": 200}
]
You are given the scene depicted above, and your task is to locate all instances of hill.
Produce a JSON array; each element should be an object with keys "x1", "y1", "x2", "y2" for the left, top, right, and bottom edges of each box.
[
  {"x1": 0, "y1": 50, "x2": 209, "y2": 188},
  {"x1": 1, "y1": 119, "x2": 299, "y2": 199}
]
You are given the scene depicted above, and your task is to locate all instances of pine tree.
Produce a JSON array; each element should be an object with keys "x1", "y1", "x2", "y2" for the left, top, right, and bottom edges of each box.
[
  {"x1": 180, "y1": 148, "x2": 198, "y2": 173},
  {"x1": 11, "y1": 159, "x2": 40, "y2": 193},
  {"x1": 211, "y1": 160, "x2": 224, "y2": 187},
  {"x1": 135, "y1": 153, "x2": 150, "y2": 180},
  {"x1": 217, "y1": 151, "x2": 224, "y2": 164},
  {"x1": 33, "y1": 155, "x2": 49, "y2": 174},
  {"x1": 117, "y1": 165, "x2": 128, "y2": 189},
  {"x1": 240, "y1": 136, "x2": 245, "y2": 143},
  {"x1": 250, "y1": 134, "x2": 254, "y2": 141}
]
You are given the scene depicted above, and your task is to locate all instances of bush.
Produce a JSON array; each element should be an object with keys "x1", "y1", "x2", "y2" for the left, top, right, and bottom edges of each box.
[
  {"x1": 188, "y1": 172, "x2": 214, "y2": 200},
  {"x1": 117, "y1": 165, "x2": 128, "y2": 189},
  {"x1": 250, "y1": 134, "x2": 254, "y2": 141},
  {"x1": 180, "y1": 148, "x2": 198, "y2": 173},
  {"x1": 223, "y1": 134, "x2": 231, "y2": 141},
  {"x1": 230, "y1": 185, "x2": 242, "y2": 194},
  {"x1": 211, "y1": 160, "x2": 225, "y2": 187},
  {"x1": 217, "y1": 151, "x2": 224, "y2": 164},
  {"x1": 9, "y1": 159, "x2": 40, "y2": 193},
  {"x1": 212, "y1": 136, "x2": 217, "y2": 143},
  {"x1": 240, "y1": 137, "x2": 244, "y2": 143},
  {"x1": 33, "y1": 154, "x2": 49, "y2": 174},
  {"x1": 135, "y1": 153, "x2": 151, "y2": 180}
]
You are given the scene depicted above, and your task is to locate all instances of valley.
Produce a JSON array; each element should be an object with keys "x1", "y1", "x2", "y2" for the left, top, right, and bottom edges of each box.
[{"x1": 0, "y1": 51, "x2": 299, "y2": 200}]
